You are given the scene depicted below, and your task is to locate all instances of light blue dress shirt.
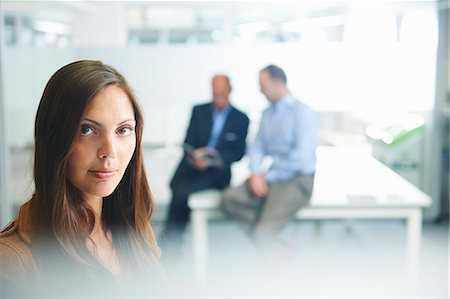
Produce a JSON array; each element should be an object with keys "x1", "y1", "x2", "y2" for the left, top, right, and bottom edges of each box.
[
  {"x1": 249, "y1": 94, "x2": 318, "y2": 182},
  {"x1": 207, "y1": 104, "x2": 232, "y2": 149}
]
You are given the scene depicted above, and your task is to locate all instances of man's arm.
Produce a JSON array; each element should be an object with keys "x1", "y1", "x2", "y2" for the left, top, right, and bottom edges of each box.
[
  {"x1": 184, "y1": 106, "x2": 198, "y2": 147},
  {"x1": 248, "y1": 110, "x2": 267, "y2": 175},
  {"x1": 219, "y1": 112, "x2": 249, "y2": 166},
  {"x1": 266, "y1": 105, "x2": 318, "y2": 182},
  {"x1": 246, "y1": 111, "x2": 270, "y2": 197},
  {"x1": 183, "y1": 106, "x2": 211, "y2": 170}
]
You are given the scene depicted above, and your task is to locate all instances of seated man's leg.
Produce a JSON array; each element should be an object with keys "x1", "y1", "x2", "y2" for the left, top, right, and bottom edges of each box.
[
  {"x1": 163, "y1": 169, "x2": 217, "y2": 241},
  {"x1": 252, "y1": 174, "x2": 315, "y2": 251},
  {"x1": 164, "y1": 192, "x2": 190, "y2": 237},
  {"x1": 222, "y1": 183, "x2": 264, "y2": 235}
]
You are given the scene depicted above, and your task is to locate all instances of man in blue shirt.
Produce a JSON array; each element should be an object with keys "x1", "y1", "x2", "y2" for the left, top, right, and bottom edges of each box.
[
  {"x1": 222, "y1": 65, "x2": 318, "y2": 252},
  {"x1": 162, "y1": 75, "x2": 249, "y2": 248}
]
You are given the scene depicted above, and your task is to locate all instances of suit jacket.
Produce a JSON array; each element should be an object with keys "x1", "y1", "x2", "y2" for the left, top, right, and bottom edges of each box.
[{"x1": 172, "y1": 102, "x2": 249, "y2": 189}]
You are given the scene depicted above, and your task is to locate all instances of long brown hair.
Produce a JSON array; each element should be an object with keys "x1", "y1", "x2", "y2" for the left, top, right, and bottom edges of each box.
[{"x1": 31, "y1": 60, "x2": 160, "y2": 281}]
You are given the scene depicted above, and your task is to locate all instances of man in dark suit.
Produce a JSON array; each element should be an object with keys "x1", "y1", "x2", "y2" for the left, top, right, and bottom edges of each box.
[{"x1": 162, "y1": 74, "x2": 249, "y2": 246}]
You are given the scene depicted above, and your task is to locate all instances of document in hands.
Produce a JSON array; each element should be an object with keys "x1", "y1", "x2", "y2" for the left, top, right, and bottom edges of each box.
[{"x1": 183, "y1": 144, "x2": 224, "y2": 168}]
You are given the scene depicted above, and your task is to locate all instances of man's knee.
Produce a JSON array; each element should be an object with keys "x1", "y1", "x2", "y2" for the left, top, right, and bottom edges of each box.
[
  {"x1": 221, "y1": 187, "x2": 237, "y2": 214},
  {"x1": 221, "y1": 185, "x2": 252, "y2": 220}
]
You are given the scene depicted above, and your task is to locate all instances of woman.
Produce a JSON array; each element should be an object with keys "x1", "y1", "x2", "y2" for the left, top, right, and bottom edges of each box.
[{"x1": 0, "y1": 60, "x2": 162, "y2": 297}]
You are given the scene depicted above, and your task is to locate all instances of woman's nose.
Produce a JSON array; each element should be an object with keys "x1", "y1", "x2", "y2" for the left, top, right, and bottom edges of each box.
[{"x1": 98, "y1": 136, "x2": 116, "y2": 159}]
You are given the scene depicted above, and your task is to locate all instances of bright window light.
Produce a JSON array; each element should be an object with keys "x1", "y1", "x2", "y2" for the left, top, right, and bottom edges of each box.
[
  {"x1": 343, "y1": 4, "x2": 397, "y2": 45},
  {"x1": 400, "y1": 8, "x2": 438, "y2": 50}
]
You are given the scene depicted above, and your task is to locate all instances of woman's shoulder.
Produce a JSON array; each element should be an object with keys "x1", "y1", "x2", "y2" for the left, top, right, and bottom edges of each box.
[
  {"x1": 0, "y1": 204, "x2": 39, "y2": 288},
  {"x1": 0, "y1": 221, "x2": 40, "y2": 296},
  {"x1": 1, "y1": 219, "x2": 21, "y2": 245},
  {"x1": 0, "y1": 222, "x2": 33, "y2": 289},
  {"x1": 0, "y1": 201, "x2": 34, "y2": 259},
  {"x1": 0, "y1": 220, "x2": 32, "y2": 270}
]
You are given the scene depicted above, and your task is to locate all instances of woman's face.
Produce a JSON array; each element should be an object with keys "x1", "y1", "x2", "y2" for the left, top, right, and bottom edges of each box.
[{"x1": 68, "y1": 85, "x2": 137, "y2": 201}]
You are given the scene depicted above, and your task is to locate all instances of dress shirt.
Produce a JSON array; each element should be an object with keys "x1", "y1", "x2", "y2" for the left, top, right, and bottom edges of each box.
[
  {"x1": 249, "y1": 94, "x2": 318, "y2": 182},
  {"x1": 207, "y1": 103, "x2": 232, "y2": 149}
]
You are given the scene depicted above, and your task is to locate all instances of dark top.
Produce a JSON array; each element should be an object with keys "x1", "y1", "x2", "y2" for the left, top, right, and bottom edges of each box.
[{"x1": 180, "y1": 102, "x2": 249, "y2": 188}]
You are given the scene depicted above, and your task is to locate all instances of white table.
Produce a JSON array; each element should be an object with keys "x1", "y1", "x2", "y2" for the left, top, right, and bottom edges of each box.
[{"x1": 188, "y1": 146, "x2": 432, "y2": 287}]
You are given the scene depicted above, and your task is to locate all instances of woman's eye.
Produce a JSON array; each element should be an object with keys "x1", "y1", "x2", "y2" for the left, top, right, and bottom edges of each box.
[
  {"x1": 118, "y1": 127, "x2": 133, "y2": 136},
  {"x1": 80, "y1": 125, "x2": 94, "y2": 135}
]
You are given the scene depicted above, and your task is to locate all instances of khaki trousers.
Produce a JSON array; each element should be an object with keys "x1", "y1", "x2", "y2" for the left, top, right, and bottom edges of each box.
[{"x1": 222, "y1": 174, "x2": 315, "y2": 249}]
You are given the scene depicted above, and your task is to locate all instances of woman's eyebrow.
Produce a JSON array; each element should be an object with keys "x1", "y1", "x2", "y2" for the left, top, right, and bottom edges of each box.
[{"x1": 82, "y1": 118, "x2": 136, "y2": 126}]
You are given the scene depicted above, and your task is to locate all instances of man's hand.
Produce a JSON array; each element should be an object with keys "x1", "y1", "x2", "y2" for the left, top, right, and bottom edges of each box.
[
  {"x1": 193, "y1": 147, "x2": 212, "y2": 158},
  {"x1": 190, "y1": 147, "x2": 211, "y2": 171},
  {"x1": 247, "y1": 173, "x2": 269, "y2": 198},
  {"x1": 192, "y1": 157, "x2": 208, "y2": 170}
]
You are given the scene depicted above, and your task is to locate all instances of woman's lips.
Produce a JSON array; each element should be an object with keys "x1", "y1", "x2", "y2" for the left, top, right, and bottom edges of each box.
[{"x1": 89, "y1": 169, "x2": 116, "y2": 179}]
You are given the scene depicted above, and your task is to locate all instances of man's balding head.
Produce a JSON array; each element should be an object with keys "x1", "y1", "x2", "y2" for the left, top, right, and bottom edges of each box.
[{"x1": 212, "y1": 74, "x2": 232, "y2": 111}]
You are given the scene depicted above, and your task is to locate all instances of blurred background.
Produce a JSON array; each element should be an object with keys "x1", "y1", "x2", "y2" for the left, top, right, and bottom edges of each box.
[{"x1": 0, "y1": 0, "x2": 448, "y2": 297}]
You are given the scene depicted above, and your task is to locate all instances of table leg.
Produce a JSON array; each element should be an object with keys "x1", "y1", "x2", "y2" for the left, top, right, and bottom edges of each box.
[
  {"x1": 192, "y1": 209, "x2": 208, "y2": 288},
  {"x1": 406, "y1": 208, "x2": 422, "y2": 276}
]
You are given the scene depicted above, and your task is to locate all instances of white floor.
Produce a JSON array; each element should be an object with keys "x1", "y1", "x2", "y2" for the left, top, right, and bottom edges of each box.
[{"x1": 156, "y1": 219, "x2": 448, "y2": 298}]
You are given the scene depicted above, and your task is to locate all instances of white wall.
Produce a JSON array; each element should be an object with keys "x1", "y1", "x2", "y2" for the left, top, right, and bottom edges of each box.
[
  {"x1": 73, "y1": 3, "x2": 127, "y2": 47},
  {"x1": 4, "y1": 43, "x2": 437, "y2": 148},
  {"x1": 4, "y1": 48, "x2": 75, "y2": 148}
]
